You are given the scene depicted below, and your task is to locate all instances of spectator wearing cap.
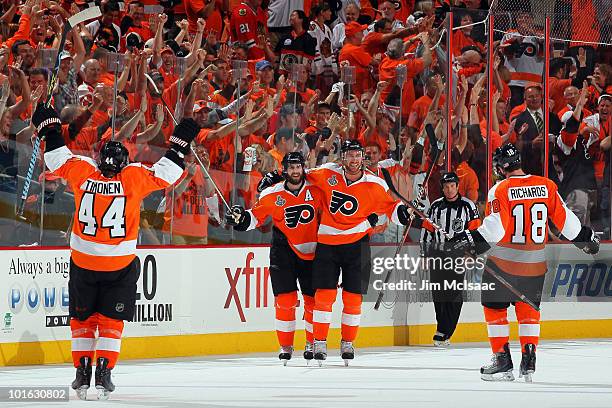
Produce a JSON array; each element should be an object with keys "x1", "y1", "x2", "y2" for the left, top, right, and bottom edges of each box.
[
  {"x1": 250, "y1": 61, "x2": 276, "y2": 104},
  {"x1": 159, "y1": 45, "x2": 180, "y2": 89},
  {"x1": 54, "y1": 33, "x2": 87, "y2": 113},
  {"x1": 338, "y1": 21, "x2": 374, "y2": 97},
  {"x1": 272, "y1": 10, "x2": 316, "y2": 73},
  {"x1": 379, "y1": 34, "x2": 432, "y2": 120},
  {"x1": 85, "y1": 2, "x2": 122, "y2": 52}
]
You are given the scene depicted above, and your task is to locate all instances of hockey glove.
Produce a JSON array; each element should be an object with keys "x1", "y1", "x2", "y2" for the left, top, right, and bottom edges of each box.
[
  {"x1": 367, "y1": 213, "x2": 379, "y2": 227},
  {"x1": 397, "y1": 204, "x2": 414, "y2": 225},
  {"x1": 32, "y1": 103, "x2": 63, "y2": 151},
  {"x1": 447, "y1": 229, "x2": 490, "y2": 256},
  {"x1": 225, "y1": 205, "x2": 252, "y2": 231},
  {"x1": 257, "y1": 170, "x2": 284, "y2": 193},
  {"x1": 572, "y1": 226, "x2": 600, "y2": 255},
  {"x1": 169, "y1": 118, "x2": 200, "y2": 156}
]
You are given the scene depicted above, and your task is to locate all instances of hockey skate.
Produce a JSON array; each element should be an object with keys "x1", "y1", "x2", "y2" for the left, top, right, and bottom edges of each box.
[
  {"x1": 279, "y1": 345, "x2": 294, "y2": 366},
  {"x1": 340, "y1": 340, "x2": 355, "y2": 366},
  {"x1": 481, "y1": 343, "x2": 514, "y2": 381},
  {"x1": 95, "y1": 357, "x2": 115, "y2": 400},
  {"x1": 71, "y1": 356, "x2": 92, "y2": 401},
  {"x1": 303, "y1": 341, "x2": 314, "y2": 363},
  {"x1": 519, "y1": 343, "x2": 536, "y2": 383},
  {"x1": 313, "y1": 340, "x2": 327, "y2": 367},
  {"x1": 433, "y1": 332, "x2": 451, "y2": 347}
]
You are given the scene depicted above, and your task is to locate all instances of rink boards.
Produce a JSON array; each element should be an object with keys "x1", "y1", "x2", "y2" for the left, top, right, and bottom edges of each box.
[{"x1": 1, "y1": 244, "x2": 611, "y2": 366}]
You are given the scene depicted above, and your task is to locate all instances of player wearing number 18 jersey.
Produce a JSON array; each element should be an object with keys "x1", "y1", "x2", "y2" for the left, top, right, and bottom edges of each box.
[
  {"x1": 35, "y1": 103, "x2": 200, "y2": 400},
  {"x1": 450, "y1": 143, "x2": 599, "y2": 382}
]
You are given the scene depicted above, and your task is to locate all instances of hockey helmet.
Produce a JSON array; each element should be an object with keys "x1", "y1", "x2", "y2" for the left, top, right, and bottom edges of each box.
[
  {"x1": 492, "y1": 143, "x2": 521, "y2": 178},
  {"x1": 98, "y1": 140, "x2": 129, "y2": 177},
  {"x1": 341, "y1": 139, "x2": 364, "y2": 154},
  {"x1": 282, "y1": 151, "x2": 306, "y2": 179},
  {"x1": 440, "y1": 171, "x2": 459, "y2": 187}
]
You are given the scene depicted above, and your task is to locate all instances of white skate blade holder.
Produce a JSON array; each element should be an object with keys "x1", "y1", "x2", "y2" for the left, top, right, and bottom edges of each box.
[
  {"x1": 519, "y1": 370, "x2": 534, "y2": 383},
  {"x1": 96, "y1": 385, "x2": 111, "y2": 400},
  {"x1": 75, "y1": 386, "x2": 88, "y2": 401}
]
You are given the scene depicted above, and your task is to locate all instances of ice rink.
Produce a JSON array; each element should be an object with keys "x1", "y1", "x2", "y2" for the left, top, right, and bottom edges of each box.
[{"x1": 2, "y1": 340, "x2": 611, "y2": 408}]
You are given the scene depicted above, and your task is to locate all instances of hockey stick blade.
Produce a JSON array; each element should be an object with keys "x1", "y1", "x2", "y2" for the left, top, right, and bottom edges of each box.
[
  {"x1": 378, "y1": 168, "x2": 541, "y2": 312},
  {"x1": 67, "y1": 6, "x2": 101, "y2": 28}
]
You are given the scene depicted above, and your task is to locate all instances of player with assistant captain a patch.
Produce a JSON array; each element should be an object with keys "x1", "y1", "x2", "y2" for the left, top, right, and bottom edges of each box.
[
  {"x1": 226, "y1": 152, "x2": 322, "y2": 365},
  {"x1": 256, "y1": 140, "x2": 416, "y2": 366}
]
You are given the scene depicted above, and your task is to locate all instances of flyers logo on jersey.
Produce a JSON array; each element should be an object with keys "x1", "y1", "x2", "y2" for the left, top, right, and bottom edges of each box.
[
  {"x1": 329, "y1": 190, "x2": 358, "y2": 216},
  {"x1": 285, "y1": 204, "x2": 315, "y2": 228}
]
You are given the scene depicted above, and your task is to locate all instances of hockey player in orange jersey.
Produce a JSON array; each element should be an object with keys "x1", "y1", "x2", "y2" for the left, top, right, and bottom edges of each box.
[
  {"x1": 305, "y1": 140, "x2": 415, "y2": 366},
  {"x1": 226, "y1": 152, "x2": 322, "y2": 365},
  {"x1": 34, "y1": 103, "x2": 200, "y2": 399},
  {"x1": 449, "y1": 143, "x2": 600, "y2": 382}
]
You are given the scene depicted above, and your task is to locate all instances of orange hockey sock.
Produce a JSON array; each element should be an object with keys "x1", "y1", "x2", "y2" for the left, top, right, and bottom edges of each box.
[
  {"x1": 341, "y1": 290, "x2": 362, "y2": 342},
  {"x1": 313, "y1": 289, "x2": 337, "y2": 341},
  {"x1": 484, "y1": 307, "x2": 509, "y2": 353},
  {"x1": 70, "y1": 314, "x2": 98, "y2": 367},
  {"x1": 275, "y1": 292, "x2": 298, "y2": 347},
  {"x1": 96, "y1": 314, "x2": 124, "y2": 369},
  {"x1": 302, "y1": 295, "x2": 315, "y2": 344},
  {"x1": 516, "y1": 301, "x2": 540, "y2": 352}
]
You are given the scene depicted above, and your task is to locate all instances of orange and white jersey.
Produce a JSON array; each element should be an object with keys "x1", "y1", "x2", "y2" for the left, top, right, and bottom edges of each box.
[
  {"x1": 247, "y1": 181, "x2": 322, "y2": 260},
  {"x1": 45, "y1": 146, "x2": 183, "y2": 271},
  {"x1": 306, "y1": 163, "x2": 403, "y2": 245},
  {"x1": 478, "y1": 175, "x2": 582, "y2": 277},
  {"x1": 501, "y1": 31, "x2": 543, "y2": 87}
]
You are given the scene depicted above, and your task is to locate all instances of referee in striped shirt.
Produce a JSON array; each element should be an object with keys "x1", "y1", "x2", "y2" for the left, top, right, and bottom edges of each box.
[{"x1": 413, "y1": 172, "x2": 481, "y2": 346}]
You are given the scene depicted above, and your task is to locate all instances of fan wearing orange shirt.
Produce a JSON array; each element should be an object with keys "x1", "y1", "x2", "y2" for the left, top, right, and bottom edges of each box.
[
  {"x1": 338, "y1": 21, "x2": 374, "y2": 97},
  {"x1": 226, "y1": 152, "x2": 322, "y2": 365},
  {"x1": 379, "y1": 33, "x2": 432, "y2": 120},
  {"x1": 448, "y1": 143, "x2": 599, "y2": 382},
  {"x1": 35, "y1": 102, "x2": 200, "y2": 400}
]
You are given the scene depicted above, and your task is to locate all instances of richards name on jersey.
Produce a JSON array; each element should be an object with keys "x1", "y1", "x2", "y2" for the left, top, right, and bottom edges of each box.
[{"x1": 507, "y1": 185, "x2": 548, "y2": 201}]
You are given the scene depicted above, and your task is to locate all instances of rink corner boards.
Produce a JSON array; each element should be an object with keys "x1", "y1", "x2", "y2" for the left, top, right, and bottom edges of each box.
[{"x1": 2, "y1": 320, "x2": 612, "y2": 366}]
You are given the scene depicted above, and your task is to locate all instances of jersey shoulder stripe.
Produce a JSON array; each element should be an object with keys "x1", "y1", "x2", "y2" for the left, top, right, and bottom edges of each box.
[{"x1": 259, "y1": 181, "x2": 286, "y2": 199}]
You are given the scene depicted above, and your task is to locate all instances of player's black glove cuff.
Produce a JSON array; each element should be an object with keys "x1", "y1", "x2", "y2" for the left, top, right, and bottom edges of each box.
[
  {"x1": 447, "y1": 229, "x2": 490, "y2": 255},
  {"x1": 169, "y1": 118, "x2": 200, "y2": 156},
  {"x1": 367, "y1": 213, "x2": 379, "y2": 227},
  {"x1": 225, "y1": 205, "x2": 251, "y2": 230},
  {"x1": 32, "y1": 103, "x2": 64, "y2": 151},
  {"x1": 257, "y1": 170, "x2": 284, "y2": 192},
  {"x1": 572, "y1": 226, "x2": 600, "y2": 254},
  {"x1": 397, "y1": 204, "x2": 413, "y2": 225}
]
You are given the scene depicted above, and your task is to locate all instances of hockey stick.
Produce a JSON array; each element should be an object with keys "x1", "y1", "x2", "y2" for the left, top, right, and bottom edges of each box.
[
  {"x1": 16, "y1": 7, "x2": 101, "y2": 218},
  {"x1": 377, "y1": 167, "x2": 541, "y2": 312},
  {"x1": 374, "y1": 123, "x2": 442, "y2": 310},
  {"x1": 144, "y1": 74, "x2": 232, "y2": 212}
]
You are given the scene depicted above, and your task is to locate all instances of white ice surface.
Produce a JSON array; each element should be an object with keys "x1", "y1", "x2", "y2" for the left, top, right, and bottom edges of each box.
[{"x1": 2, "y1": 340, "x2": 611, "y2": 408}]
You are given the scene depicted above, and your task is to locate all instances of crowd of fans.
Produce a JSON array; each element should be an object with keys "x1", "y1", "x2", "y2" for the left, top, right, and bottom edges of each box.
[{"x1": 0, "y1": 0, "x2": 609, "y2": 246}]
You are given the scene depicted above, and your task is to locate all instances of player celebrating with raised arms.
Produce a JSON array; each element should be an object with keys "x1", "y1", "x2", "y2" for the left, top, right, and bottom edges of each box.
[
  {"x1": 34, "y1": 103, "x2": 200, "y2": 399},
  {"x1": 449, "y1": 143, "x2": 599, "y2": 382},
  {"x1": 226, "y1": 152, "x2": 322, "y2": 365}
]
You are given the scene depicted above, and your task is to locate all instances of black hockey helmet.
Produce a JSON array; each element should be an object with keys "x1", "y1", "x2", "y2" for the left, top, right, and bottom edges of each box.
[
  {"x1": 282, "y1": 151, "x2": 306, "y2": 176},
  {"x1": 440, "y1": 171, "x2": 459, "y2": 187},
  {"x1": 98, "y1": 140, "x2": 129, "y2": 177},
  {"x1": 341, "y1": 139, "x2": 364, "y2": 154},
  {"x1": 492, "y1": 143, "x2": 521, "y2": 178}
]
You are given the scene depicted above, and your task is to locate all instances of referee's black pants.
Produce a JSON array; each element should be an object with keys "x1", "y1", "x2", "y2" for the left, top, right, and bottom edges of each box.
[{"x1": 429, "y1": 251, "x2": 463, "y2": 339}]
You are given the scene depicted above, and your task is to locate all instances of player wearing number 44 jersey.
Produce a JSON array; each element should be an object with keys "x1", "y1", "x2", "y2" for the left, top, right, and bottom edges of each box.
[
  {"x1": 226, "y1": 152, "x2": 322, "y2": 365},
  {"x1": 449, "y1": 143, "x2": 600, "y2": 383},
  {"x1": 35, "y1": 103, "x2": 200, "y2": 400}
]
